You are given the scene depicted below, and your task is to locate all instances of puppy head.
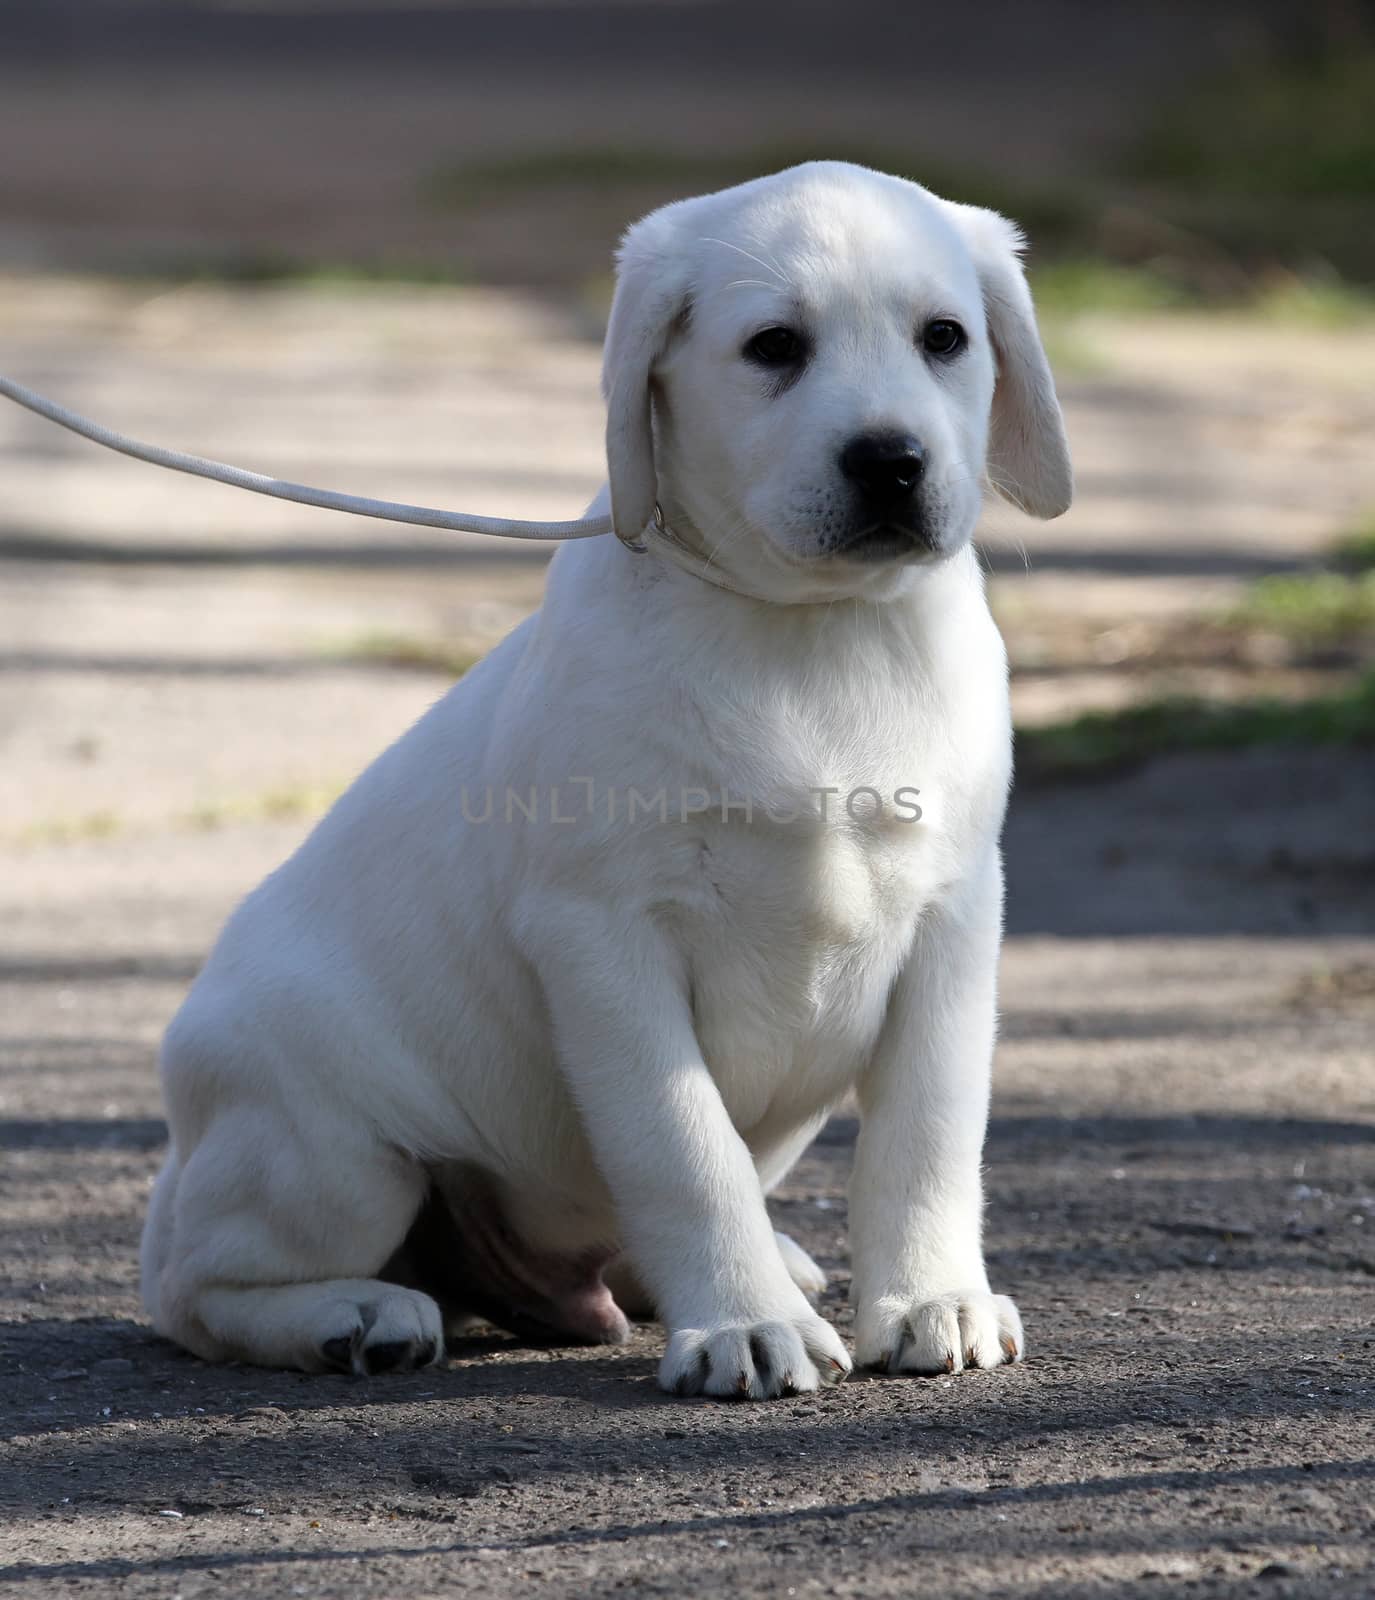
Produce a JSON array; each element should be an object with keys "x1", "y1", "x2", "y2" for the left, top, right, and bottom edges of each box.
[{"x1": 602, "y1": 161, "x2": 1071, "y2": 601}]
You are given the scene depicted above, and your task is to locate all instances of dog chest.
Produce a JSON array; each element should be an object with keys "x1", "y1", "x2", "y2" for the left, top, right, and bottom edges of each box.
[{"x1": 676, "y1": 794, "x2": 955, "y2": 1131}]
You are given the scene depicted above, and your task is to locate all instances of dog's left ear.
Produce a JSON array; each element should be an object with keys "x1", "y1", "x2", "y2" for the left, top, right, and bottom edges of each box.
[
  {"x1": 602, "y1": 211, "x2": 691, "y2": 546},
  {"x1": 942, "y1": 202, "x2": 1073, "y2": 519}
]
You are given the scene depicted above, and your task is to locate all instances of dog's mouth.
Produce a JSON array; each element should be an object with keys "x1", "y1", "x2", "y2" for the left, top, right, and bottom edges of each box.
[{"x1": 832, "y1": 519, "x2": 939, "y2": 565}]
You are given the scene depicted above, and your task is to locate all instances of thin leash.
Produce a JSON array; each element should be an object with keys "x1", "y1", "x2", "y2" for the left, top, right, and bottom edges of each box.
[
  {"x1": 0, "y1": 371, "x2": 768, "y2": 597},
  {"x1": 0, "y1": 371, "x2": 619, "y2": 545}
]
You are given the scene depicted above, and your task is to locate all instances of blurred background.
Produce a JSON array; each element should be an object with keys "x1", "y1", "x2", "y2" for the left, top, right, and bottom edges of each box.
[
  {"x1": 3, "y1": 4, "x2": 1375, "y2": 1587},
  {"x1": 2, "y1": 0, "x2": 1373, "y2": 851}
]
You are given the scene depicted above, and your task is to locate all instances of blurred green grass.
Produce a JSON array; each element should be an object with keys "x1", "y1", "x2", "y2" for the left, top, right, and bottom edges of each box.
[
  {"x1": 322, "y1": 632, "x2": 480, "y2": 677},
  {"x1": 1225, "y1": 572, "x2": 1375, "y2": 645},
  {"x1": 1126, "y1": 50, "x2": 1375, "y2": 198},
  {"x1": 422, "y1": 142, "x2": 1086, "y2": 248},
  {"x1": 1335, "y1": 515, "x2": 1375, "y2": 573},
  {"x1": 1030, "y1": 261, "x2": 1375, "y2": 324},
  {"x1": 1025, "y1": 515, "x2": 1375, "y2": 783},
  {"x1": 1017, "y1": 672, "x2": 1375, "y2": 784},
  {"x1": 1219, "y1": 516, "x2": 1375, "y2": 647},
  {"x1": 125, "y1": 252, "x2": 471, "y2": 288}
]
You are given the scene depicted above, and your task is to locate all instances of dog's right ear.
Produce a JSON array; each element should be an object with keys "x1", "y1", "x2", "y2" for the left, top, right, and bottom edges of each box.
[{"x1": 602, "y1": 213, "x2": 691, "y2": 548}]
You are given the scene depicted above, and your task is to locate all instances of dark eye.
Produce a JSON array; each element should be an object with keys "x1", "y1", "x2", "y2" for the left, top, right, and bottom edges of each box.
[
  {"x1": 921, "y1": 318, "x2": 967, "y2": 358},
  {"x1": 744, "y1": 326, "x2": 805, "y2": 367}
]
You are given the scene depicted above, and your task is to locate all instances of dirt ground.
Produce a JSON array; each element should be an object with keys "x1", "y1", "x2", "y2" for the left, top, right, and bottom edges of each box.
[{"x1": 2, "y1": 270, "x2": 1374, "y2": 1599}]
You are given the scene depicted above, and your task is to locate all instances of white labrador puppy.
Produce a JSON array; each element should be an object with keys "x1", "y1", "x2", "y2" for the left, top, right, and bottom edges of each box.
[{"x1": 141, "y1": 161, "x2": 1071, "y2": 1399}]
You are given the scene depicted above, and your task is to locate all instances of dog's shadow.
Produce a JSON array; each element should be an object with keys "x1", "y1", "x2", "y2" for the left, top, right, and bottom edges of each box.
[{"x1": 3, "y1": 1312, "x2": 688, "y2": 1434}]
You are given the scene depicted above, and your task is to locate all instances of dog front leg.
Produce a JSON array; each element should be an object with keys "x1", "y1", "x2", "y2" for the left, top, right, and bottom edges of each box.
[
  {"x1": 849, "y1": 851, "x2": 1024, "y2": 1375},
  {"x1": 522, "y1": 899, "x2": 850, "y2": 1399}
]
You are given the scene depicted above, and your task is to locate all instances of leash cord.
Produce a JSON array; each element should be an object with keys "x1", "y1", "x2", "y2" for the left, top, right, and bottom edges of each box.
[{"x1": 0, "y1": 372, "x2": 613, "y2": 542}]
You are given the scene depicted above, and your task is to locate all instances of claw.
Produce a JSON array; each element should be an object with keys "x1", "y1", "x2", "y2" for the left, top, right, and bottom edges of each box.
[
  {"x1": 320, "y1": 1335, "x2": 358, "y2": 1374},
  {"x1": 362, "y1": 1340, "x2": 416, "y2": 1375}
]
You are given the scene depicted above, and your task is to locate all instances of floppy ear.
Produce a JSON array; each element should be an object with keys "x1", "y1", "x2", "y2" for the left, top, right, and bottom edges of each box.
[
  {"x1": 943, "y1": 203, "x2": 1073, "y2": 519},
  {"x1": 601, "y1": 213, "x2": 691, "y2": 546}
]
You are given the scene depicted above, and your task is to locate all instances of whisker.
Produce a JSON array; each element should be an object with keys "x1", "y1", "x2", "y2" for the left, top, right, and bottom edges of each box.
[
  {"x1": 699, "y1": 236, "x2": 790, "y2": 288},
  {"x1": 939, "y1": 457, "x2": 1035, "y2": 574},
  {"x1": 975, "y1": 526, "x2": 1033, "y2": 574}
]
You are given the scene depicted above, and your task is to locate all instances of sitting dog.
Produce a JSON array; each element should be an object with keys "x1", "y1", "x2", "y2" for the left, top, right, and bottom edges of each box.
[{"x1": 141, "y1": 161, "x2": 1071, "y2": 1399}]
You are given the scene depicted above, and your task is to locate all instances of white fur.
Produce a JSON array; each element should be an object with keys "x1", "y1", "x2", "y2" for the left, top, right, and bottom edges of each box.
[{"x1": 141, "y1": 162, "x2": 1070, "y2": 1398}]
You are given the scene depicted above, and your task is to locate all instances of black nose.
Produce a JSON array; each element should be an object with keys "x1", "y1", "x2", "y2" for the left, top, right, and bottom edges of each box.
[{"x1": 839, "y1": 432, "x2": 925, "y2": 505}]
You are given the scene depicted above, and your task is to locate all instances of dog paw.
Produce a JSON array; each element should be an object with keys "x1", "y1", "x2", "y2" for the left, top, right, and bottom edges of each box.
[
  {"x1": 774, "y1": 1231, "x2": 828, "y2": 1299},
  {"x1": 856, "y1": 1291, "x2": 1023, "y2": 1376},
  {"x1": 315, "y1": 1288, "x2": 445, "y2": 1376},
  {"x1": 660, "y1": 1312, "x2": 851, "y2": 1400}
]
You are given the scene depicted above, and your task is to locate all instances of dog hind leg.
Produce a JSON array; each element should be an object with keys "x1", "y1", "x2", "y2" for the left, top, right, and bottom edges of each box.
[{"x1": 143, "y1": 1102, "x2": 442, "y2": 1375}]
